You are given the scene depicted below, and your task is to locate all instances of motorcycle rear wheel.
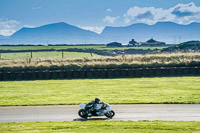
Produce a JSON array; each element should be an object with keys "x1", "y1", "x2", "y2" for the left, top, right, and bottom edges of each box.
[
  {"x1": 78, "y1": 109, "x2": 88, "y2": 119},
  {"x1": 105, "y1": 110, "x2": 115, "y2": 118}
]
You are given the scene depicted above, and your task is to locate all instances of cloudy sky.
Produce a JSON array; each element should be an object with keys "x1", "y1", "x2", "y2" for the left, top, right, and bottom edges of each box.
[{"x1": 0, "y1": 0, "x2": 200, "y2": 36}]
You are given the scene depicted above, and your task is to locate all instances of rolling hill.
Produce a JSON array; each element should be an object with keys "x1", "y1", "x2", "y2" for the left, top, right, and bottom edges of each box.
[
  {"x1": 1, "y1": 22, "x2": 100, "y2": 44},
  {"x1": 100, "y1": 22, "x2": 200, "y2": 44},
  {"x1": 0, "y1": 22, "x2": 200, "y2": 45}
]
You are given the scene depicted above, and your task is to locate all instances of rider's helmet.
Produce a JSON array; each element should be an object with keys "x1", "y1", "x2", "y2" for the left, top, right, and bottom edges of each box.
[{"x1": 95, "y1": 98, "x2": 100, "y2": 103}]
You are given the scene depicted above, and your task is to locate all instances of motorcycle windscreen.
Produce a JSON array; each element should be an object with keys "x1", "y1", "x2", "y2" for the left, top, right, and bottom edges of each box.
[{"x1": 80, "y1": 104, "x2": 86, "y2": 109}]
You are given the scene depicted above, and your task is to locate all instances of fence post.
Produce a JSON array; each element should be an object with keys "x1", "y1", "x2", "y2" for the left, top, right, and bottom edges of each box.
[{"x1": 62, "y1": 51, "x2": 64, "y2": 59}]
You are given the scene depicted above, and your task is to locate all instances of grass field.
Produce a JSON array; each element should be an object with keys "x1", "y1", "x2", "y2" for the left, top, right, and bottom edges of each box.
[
  {"x1": 0, "y1": 76, "x2": 199, "y2": 106},
  {"x1": 0, "y1": 45, "x2": 105, "y2": 50},
  {"x1": 0, "y1": 45, "x2": 168, "y2": 60},
  {"x1": 0, "y1": 121, "x2": 200, "y2": 133},
  {"x1": 0, "y1": 51, "x2": 100, "y2": 59},
  {"x1": 1, "y1": 52, "x2": 199, "y2": 69},
  {"x1": 101, "y1": 46, "x2": 167, "y2": 50},
  {"x1": 0, "y1": 45, "x2": 167, "y2": 51}
]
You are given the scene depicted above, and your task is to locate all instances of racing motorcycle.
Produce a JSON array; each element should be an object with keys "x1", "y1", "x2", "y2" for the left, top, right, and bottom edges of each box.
[{"x1": 78, "y1": 102, "x2": 115, "y2": 119}]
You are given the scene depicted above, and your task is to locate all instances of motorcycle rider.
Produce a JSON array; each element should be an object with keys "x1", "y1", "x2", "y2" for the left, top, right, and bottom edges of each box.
[{"x1": 85, "y1": 98, "x2": 101, "y2": 116}]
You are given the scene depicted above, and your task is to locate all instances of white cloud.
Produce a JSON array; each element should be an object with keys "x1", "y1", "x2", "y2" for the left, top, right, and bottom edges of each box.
[
  {"x1": 124, "y1": 2, "x2": 200, "y2": 25},
  {"x1": 0, "y1": 18, "x2": 20, "y2": 36},
  {"x1": 0, "y1": 29, "x2": 16, "y2": 36},
  {"x1": 106, "y1": 8, "x2": 112, "y2": 12},
  {"x1": 23, "y1": 25, "x2": 35, "y2": 28},
  {"x1": 173, "y1": 3, "x2": 200, "y2": 15},
  {"x1": 103, "y1": 16, "x2": 120, "y2": 24},
  {"x1": 78, "y1": 26, "x2": 105, "y2": 34}
]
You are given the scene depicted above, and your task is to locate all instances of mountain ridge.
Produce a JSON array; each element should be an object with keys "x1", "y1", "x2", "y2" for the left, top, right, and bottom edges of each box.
[
  {"x1": 100, "y1": 21, "x2": 200, "y2": 43},
  {"x1": 1, "y1": 21, "x2": 200, "y2": 44}
]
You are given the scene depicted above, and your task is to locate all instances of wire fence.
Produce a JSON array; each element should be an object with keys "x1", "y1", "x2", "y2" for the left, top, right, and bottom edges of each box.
[{"x1": 0, "y1": 51, "x2": 96, "y2": 60}]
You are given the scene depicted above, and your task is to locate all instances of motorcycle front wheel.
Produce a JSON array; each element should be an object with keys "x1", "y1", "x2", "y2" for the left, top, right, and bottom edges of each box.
[
  {"x1": 78, "y1": 109, "x2": 88, "y2": 119},
  {"x1": 105, "y1": 110, "x2": 115, "y2": 118}
]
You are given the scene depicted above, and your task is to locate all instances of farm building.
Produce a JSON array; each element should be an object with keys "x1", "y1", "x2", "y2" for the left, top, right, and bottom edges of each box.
[
  {"x1": 139, "y1": 38, "x2": 166, "y2": 46},
  {"x1": 106, "y1": 42, "x2": 122, "y2": 47},
  {"x1": 128, "y1": 39, "x2": 138, "y2": 47}
]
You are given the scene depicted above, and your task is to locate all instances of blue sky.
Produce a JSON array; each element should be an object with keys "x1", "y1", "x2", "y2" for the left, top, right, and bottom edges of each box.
[{"x1": 0, "y1": 0, "x2": 200, "y2": 36}]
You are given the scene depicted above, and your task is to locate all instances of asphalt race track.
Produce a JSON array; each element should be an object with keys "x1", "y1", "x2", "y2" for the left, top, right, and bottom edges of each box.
[{"x1": 0, "y1": 104, "x2": 200, "y2": 123}]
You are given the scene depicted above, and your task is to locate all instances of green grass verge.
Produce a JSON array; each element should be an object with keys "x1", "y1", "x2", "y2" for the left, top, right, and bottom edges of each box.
[
  {"x1": 0, "y1": 76, "x2": 200, "y2": 106},
  {"x1": 0, "y1": 121, "x2": 200, "y2": 133}
]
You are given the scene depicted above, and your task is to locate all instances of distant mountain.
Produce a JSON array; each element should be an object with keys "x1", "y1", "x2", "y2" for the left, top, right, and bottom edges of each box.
[
  {"x1": 100, "y1": 22, "x2": 200, "y2": 44},
  {"x1": 1, "y1": 22, "x2": 100, "y2": 44},
  {"x1": 0, "y1": 35, "x2": 8, "y2": 40},
  {"x1": 0, "y1": 22, "x2": 200, "y2": 45}
]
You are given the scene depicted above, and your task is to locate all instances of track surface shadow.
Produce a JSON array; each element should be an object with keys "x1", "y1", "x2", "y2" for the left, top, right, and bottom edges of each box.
[{"x1": 73, "y1": 117, "x2": 110, "y2": 121}]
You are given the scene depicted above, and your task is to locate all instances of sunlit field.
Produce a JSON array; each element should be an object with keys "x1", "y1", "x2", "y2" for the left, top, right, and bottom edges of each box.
[{"x1": 0, "y1": 76, "x2": 199, "y2": 106}]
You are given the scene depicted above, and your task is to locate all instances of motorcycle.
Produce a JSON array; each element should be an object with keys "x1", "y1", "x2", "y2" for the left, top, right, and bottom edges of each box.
[{"x1": 78, "y1": 102, "x2": 115, "y2": 119}]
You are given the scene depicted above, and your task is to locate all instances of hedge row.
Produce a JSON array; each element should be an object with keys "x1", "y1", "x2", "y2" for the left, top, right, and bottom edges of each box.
[{"x1": 0, "y1": 67, "x2": 199, "y2": 81}]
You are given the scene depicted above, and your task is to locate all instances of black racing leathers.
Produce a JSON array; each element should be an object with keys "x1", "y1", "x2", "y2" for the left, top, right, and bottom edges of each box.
[{"x1": 85, "y1": 101, "x2": 100, "y2": 115}]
